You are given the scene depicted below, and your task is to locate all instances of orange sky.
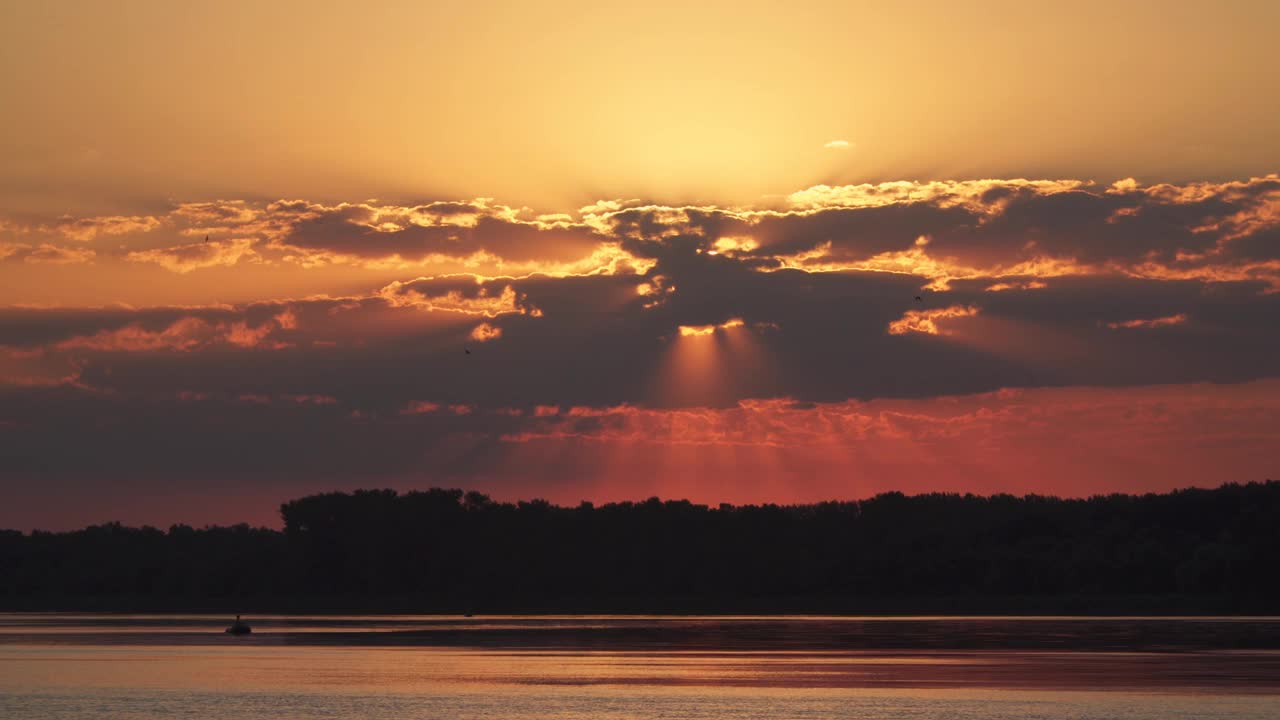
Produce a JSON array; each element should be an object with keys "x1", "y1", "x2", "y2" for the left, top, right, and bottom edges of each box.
[
  {"x1": 3, "y1": 2, "x2": 1279, "y2": 216},
  {"x1": 1, "y1": 2, "x2": 1278, "y2": 528}
]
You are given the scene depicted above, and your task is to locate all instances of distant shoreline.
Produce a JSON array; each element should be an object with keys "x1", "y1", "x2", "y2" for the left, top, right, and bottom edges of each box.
[
  {"x1": 1, "y1": 594, "x2": 1269, "y2": 615},
  {"x1": 5, "y1": 482, "x2": 1278, "y2": 616},
  {"x1": 6, "y1": 614, "x2": 1280, "y2": 655}
]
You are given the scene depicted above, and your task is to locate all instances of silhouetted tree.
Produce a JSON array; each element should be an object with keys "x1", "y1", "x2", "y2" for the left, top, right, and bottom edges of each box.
[{"x1": 2, "y1": 481, "x2": 1277, "y2": 612}]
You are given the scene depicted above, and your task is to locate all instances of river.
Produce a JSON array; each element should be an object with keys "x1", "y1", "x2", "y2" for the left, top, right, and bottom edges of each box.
[{"x1": 2, "y1": 614, "x2": 1278, "y2": 719}]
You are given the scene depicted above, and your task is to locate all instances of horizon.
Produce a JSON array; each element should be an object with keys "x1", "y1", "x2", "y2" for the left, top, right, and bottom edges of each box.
[{"x1": 8, "y1": 479, "x2": 1276, "y2": 534}]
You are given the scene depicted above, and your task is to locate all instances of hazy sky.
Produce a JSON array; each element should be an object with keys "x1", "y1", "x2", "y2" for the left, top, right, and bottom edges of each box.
[
  {"x1": 1, "y1": 2, "x2": 1278, "y2": 528},
  {"x1": 4, "y1": 1, "x2": 1279, "y2": 215}
]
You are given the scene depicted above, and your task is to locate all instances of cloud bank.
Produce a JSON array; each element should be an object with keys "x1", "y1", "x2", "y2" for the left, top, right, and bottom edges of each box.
[{"x1": 2, "y1": 175, "x2": 1278, "y2": 527}]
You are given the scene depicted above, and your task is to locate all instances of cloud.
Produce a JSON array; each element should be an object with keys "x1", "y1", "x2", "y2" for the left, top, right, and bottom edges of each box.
[
  {"x1": 89, "y1": 197, "x2": 656, "y2": 278},
  {"x1": 0, "y1": 242, "x2": 24, "y2": 261},
  {"x1": 497, "y1": 381, "x2": 1280, "y2": 452},
  {"x1": 11, "y1": 175, "x2": 1276, "y2": 291},
  {"x1": 401, "y1": 400, "x2": 442, "y2": 415},
  {"x1": 1106, "y1": 314, "x2": 1188, "y2": 330},
  {"x1": 51, "y1": 215, "x2": 161, "y2": 242},
  {"x1": 985, "y1": 280, "x2": 1046, "y2": 292},
  {"x1": 0, "y1": 243, "x2": 96, "y2": 265},
  {"x1": 272, "y1": 199, "x2": 609, "y2": 268},
  {"x1": 784, "y1": 178, "x2": 1090, "y2": 210},
  {"x1": 4, "y1": 378, "x2": 1279, "y2": 528},
  {"x1": 679, "y1": 318, "x2": 744, "y2": 336},
  {"x1": 470, "y1": 322, "x2": 502, "y2": 342},
  {"x1": 54, "y1": 317, "x2": 212, "y2": 352},
  {"x1": 172, "y1": 200, "x2": 260, "y2": 225},
  {"x1": 22, "y1": 244, "x2": 96, "y2": 265},
  {"x1": 3, "y1": 175, "x2": 1280, "y2": 526},
  {"x1": 5, "y1": 262, "x2": 1277, "y2": 413},
  {"x1": 126, "y1": 238, "x2": 258, "y2": 273},
  {"x1": 52, "y1": 313, "x2": 293, "y2": 353},
  {"x1": 823, "y1": 140, "x2": 852, "y2": 149},
  {"x1": 379, "y1": 277, "x2": 538, "y2": 317},
  {"x1": 888, "y1": 305, "x2": 980, "y2": 336}
]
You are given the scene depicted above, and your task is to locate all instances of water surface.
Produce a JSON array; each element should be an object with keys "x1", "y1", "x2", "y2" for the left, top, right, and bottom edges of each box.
[{"x1": 2, "y1": 614, "x2": 1278, "y2": 719}]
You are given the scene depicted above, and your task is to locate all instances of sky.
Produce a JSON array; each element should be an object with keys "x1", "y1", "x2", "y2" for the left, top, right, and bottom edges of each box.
[{"x1": 1, "y1": 1, "x2": 1278, "y2": 529}]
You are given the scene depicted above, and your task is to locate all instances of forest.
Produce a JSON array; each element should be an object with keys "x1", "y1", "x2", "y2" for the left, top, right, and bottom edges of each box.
[{"x1": 2, "y1": 481, "x2": 1277, "y2": 613}]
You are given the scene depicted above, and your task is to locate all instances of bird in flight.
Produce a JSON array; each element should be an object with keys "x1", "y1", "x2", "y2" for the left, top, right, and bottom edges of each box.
[
  {"x1": 204, "y1": 235, "x2": 210, "y2": 243},
  {"x1": 464, "y1": 348, "x2": 472, "y2": 355},
  {"x1": 914, "y1": 295, "x2": 923, "y2": 302}
]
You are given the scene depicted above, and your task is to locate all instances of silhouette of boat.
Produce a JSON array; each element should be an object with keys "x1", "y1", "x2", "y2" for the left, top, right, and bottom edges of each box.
[{"x1": 225, "y1": 615, "x2": 252, "y2": 635}]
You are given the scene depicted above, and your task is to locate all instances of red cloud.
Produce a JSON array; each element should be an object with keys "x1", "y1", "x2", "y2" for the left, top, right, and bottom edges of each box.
[
  {"x1": 54, "y1": 315, "x2": 292, "y2": 353},
  {"x1": 1106, "y1": 314, "x2": 1188, "y2": 330}
]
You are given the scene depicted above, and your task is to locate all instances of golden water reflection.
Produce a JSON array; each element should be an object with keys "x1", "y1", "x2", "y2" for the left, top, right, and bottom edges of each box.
[{"x1": 2, "y1": 615, "x2": 1280, "y2": 720}]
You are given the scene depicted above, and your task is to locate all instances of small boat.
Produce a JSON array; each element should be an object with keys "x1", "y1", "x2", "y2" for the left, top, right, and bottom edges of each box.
[{"x1": 225, "y1": 615, "x2": 252, "y2": 635}]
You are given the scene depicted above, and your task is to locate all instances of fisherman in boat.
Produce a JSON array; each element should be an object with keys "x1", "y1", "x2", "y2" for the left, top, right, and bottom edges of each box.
[{"x1": 225, "y1": 615, "x2": 252, "y2": 635}]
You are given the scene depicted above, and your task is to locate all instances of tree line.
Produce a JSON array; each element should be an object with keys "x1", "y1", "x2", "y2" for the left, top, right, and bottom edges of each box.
[{"x1": 2, "y1": 481, "x2": 1278, "y2": 612}]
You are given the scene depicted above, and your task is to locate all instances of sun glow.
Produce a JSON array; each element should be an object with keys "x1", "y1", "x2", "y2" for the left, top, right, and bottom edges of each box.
[
  {"x1": 710, "y1": 236, "x2": 758, "y2": 256},
  {"x1": 678, "y1": 318, "x2": 745, "y2": 337}
]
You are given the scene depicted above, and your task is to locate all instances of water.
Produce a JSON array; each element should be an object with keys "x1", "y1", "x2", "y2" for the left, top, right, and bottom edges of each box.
[{"x1": 2, "y1": 615, "x2": 1278, "y2": 719}]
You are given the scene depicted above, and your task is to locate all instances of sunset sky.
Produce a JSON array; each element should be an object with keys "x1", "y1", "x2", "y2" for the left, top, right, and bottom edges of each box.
[{"x1": 2, "y1": 1, "x2": 1278, "y2": 529}]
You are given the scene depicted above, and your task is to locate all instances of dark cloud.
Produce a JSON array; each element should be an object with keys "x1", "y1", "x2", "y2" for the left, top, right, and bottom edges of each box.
[
  {"x1": 2, "y1": 176, "x2": 1280, "y2": 525},
  {"x1": 6, "y1": 262, "x2": 1278, "y2": 413},
  {"x1": 555, "y1": 177, "x2": 1280, "y2": 290},
  {"x1": 278, "y1": 205, "x2": 606, "y2": 264},
  {"x1": 753, "y1": 204, "x2": 978, "y2": 259}
]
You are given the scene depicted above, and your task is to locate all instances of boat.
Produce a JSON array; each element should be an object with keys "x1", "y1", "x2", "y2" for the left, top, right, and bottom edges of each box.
[{"x1": 225, "y1": 615, "x2": 252, "y2": 635}]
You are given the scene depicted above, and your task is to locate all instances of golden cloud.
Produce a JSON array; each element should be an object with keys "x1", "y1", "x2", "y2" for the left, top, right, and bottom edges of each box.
[
  {"x1": 470, "y1": 322, "x2": 502, "y2": 342},
  {"x1": 678, "y1": 318, "x2": 745, "y2": 337},
  {"x1": 888, "y1": 305, "x2": 980, "y2": 336},
  {"x1": 784, "y1": 178, "x2": 1089, "y2": 211},
  {"x1": 126, "y1": 238, "x2": 259, "y2": 273},
  {"x1": 23, "y1": 244, "x2": 96, "y2": 265},
  {"x1": 51, "y1": 215, "x2": 162, "y2": 242},
  {"x1": 985, "y1": 280, "x2": 1047, "y2": 292},
  {"x1": 379, "y1": 281, "x2": 532, "y2": 318},
  {"x1": 1106, "y1": 314, "x2": 1188, "y2": 330}
]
